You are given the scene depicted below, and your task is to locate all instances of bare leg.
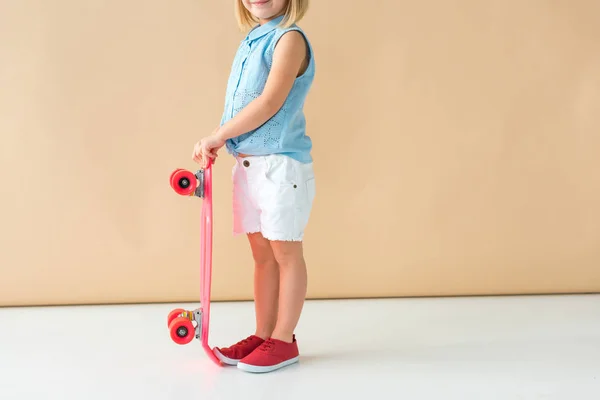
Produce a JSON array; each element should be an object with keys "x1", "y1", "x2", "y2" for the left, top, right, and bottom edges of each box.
[
  {"x1": 247, "y1": 232, "x2": 279, "y2": 340},
  {"x1": 269, "y1": 240, "x2": 307, "y2": 343}
]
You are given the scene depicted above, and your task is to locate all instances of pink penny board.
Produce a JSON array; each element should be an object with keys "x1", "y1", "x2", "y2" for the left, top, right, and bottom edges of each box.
[{"x1": 168, "y1": 162, "x2": 221, "y2": 366}]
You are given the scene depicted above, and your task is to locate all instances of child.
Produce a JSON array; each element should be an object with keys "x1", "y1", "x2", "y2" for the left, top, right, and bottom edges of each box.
[{"x1": 191, "y1": 0, "x2": 316, "y2": 373}]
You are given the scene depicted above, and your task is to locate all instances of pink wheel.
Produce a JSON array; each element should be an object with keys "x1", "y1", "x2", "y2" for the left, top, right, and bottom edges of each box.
[
  {"x1": 169, "y1": 317, "x2": 195, "y2": 345},
  {"x1": 171, "y1": 170, "x2": 196, "y2": 196},
  {"x1": 169, "y1": 169, "x2": 184, "y2": 189},
  {"x1": 167, "y1": 308, "x2": 186, "y2": 328}
]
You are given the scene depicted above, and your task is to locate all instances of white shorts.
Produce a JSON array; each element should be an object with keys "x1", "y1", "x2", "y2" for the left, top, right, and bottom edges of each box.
[{"x1": 232, "y1": 154, "x2": 316, "y2": 241}]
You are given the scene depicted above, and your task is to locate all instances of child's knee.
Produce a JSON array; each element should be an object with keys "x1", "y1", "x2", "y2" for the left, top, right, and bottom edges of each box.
[{"x1": 271, "y1": 241, "x2": 304, "y2": 267}]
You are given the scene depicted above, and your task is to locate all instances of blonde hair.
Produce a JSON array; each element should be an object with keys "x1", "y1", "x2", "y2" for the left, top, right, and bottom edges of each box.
[{"x1": 235, "y1": 0, "x2": 309, "y2": 31}]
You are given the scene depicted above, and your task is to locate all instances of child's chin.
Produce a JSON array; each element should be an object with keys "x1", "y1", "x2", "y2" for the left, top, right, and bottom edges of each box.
[
  {"x1": 253, "y1": 11, "x2": 274, "y2": 19},
  {"x1": 251, "y1": 7, "x2": 279, "y2": 19}
]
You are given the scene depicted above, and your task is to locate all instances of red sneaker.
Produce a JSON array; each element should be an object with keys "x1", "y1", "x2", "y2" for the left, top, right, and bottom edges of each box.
[
  {"x1": 213, "y1": 335, "x2": 265, "y2": 365},
  {"x1": 237, "y1": 336, "x2": 300, "y2": 373}
]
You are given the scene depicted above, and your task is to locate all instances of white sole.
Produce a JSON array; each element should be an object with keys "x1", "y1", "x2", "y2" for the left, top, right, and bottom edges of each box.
[
  {"x1": 237, "y1": 356, "x2": 300, "y2": 373},
  {"x1": 212, "y1": 348, "x2": 240, "y2": 366}
]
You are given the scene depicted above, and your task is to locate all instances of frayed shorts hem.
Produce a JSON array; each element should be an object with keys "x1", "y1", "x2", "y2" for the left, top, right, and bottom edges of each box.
[{"x1": 233, "y1": 229, "x2": 304, "y2": 242}]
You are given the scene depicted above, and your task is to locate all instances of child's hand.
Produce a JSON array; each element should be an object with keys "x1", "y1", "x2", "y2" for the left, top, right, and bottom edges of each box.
[{"x1": 192, "y1": 129, "x2": 225, "y2": 168}]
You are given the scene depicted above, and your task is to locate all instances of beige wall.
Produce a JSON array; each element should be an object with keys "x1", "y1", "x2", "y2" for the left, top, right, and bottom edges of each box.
[{"x1": 1, "y1": 1, "x2": 599, "y2": 307}]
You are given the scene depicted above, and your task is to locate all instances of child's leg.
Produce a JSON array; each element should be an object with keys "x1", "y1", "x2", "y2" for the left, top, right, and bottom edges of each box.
[
  {"x1": 269, "y1": 240, "x2": 307, "y2": 343},
  {"x1": 247, "y1": 232, "x2": 280, "y2": 339},
  {"x1": 235, "y1": 156, "x2": 314, "y2": 372}
]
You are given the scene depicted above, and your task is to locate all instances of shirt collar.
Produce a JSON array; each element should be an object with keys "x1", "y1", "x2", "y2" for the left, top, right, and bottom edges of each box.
[{"x1": 246, "y1": 15, "x2": 285, "y2": 42}]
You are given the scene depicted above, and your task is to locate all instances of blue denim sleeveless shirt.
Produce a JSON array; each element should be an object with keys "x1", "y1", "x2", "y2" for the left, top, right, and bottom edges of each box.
[{"x1": 220, "y1": 15, "x2": 315, "y2": 163}]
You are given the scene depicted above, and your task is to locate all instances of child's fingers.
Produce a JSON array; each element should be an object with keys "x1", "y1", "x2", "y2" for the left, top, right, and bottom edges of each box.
[
  {"x1": 192, "y1": 152, "x2": 202, "y2": 164},
  {"x1": 192, "y1": 145, "x2": 202, "y2": 164},
  {"x1": 202, "y1": 147, "x2": 216, "y2": 160}
]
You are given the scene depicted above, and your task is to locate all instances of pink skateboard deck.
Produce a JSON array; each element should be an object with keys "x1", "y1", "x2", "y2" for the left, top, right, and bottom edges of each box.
[{"x1": 167, "y1": 162, "x2": 221, "y2": 365}]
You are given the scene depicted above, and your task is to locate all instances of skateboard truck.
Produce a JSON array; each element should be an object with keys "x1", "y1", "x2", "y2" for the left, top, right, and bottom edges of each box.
[
  {"x1": 167, "y1": 308, "x2": 203, "y2": 345},
  {"x1": 193, "y1": 170, "x2": 205, "y2": 198}
]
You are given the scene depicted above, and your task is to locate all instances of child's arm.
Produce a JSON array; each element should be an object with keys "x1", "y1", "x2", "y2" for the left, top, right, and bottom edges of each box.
[{"x1": 215, "y1": 31, "x2": 308, "y2": 141}]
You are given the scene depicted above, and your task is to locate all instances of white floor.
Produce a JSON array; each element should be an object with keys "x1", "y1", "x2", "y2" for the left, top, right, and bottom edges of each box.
[{"x1": 1, "y1": 295, "x2": 599, "y2": 400}]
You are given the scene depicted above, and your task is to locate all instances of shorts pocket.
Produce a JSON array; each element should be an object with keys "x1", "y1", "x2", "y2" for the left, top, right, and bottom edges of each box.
[
  {"x1": 263, "y1": 155, "x2": 297, "y2": 187},
  {"x1": 304, "y1": 177, "x2": 316, "y2": 206},
  {"x1": 292, "y1": 176, "x2": 315, "y2": 234}
]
